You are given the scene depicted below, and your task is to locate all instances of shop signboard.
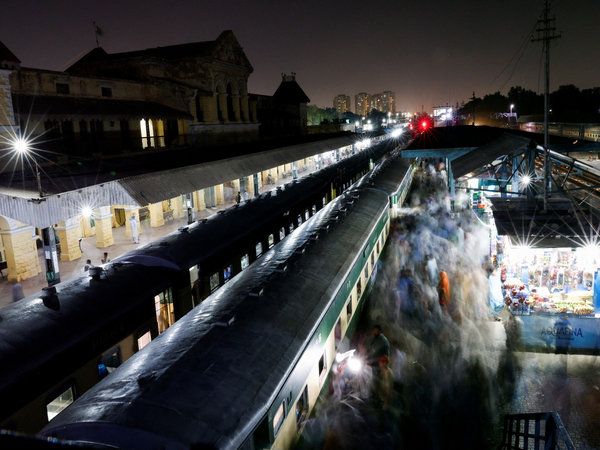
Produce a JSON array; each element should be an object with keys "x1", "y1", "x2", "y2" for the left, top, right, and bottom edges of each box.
[{"x1": 518, "y1": 313, "x2": 600, "y2": 351}]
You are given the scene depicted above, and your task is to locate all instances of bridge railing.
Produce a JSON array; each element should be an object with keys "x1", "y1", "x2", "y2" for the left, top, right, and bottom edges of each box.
[{"x1": 497, "y1": 412, "x2": 575, "y2": 450}]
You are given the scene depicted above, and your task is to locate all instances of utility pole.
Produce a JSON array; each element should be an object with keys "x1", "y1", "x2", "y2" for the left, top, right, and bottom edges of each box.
[
  {"x1": 531, "y1": 0, "x2": 560, "y2": 211},
  {"x1": 471, "y1": 92, "x2": 476, "y2": 126}
]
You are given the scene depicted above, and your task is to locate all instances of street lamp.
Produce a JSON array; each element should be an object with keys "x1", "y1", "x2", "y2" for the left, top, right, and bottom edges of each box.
[
  {"x1": 510, "y1": 104, "x2": 514, "y2": 114},
  {"x1": 13, "y1": 137, "x2": 43, "y2": 197}
]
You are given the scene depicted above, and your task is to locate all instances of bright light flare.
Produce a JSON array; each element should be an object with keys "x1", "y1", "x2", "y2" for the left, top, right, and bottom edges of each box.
[
  {"x1": 391, "y1": 128, "x2": 403, "y2": 138},
  {"x1": 347, "y1": 357, "x2": 362, "y2": 373},
  {"x1": 522, "y1": 175, "x2": 531, "y2": 185},
  {"x1": 13, "y1": 137, "x2": 30, "y2": 154},
  {"x1": 421, "y1": 121, "x2": 428, "y2": 129},
  {"x1": 81, "y1": 206, "x2": 93, "y2": 218}
]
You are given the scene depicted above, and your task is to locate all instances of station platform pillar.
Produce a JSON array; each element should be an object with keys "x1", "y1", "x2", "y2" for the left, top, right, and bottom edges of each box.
[{"x1": 56, "y1": 218, "x2": 82, "y2": 261}]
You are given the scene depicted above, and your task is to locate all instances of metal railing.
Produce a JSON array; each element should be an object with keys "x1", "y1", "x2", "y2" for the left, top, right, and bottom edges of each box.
[{"x1": 498, "y1": 412, "x2": 575, "y2": 450}]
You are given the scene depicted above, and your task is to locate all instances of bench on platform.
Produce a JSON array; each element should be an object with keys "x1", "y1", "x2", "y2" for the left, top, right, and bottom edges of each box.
[{"x1": 163, "y1": 210, "x2": 174, "y2": 221}]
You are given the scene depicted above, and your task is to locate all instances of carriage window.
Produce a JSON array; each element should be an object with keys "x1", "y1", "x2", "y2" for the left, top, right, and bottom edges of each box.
[
  {"x1": 279, "y1": 227, "x2": 285, "y2": 241},
  {"x1": 256, "y1": 242, "x2": 263, "y2": 257},
  {"x1": 155, "y1": 288, "x2": 175, "y2": 334},
  {"x1": 312, "y1": 205, "x2": 316, "y2": 214},
  {"x1": 137, "y1": 330, "x2": 152, "y2": 351},
  {"x1": 377, "y1": 241, "x2": 380, "y2": 255},
  {"x1": 364, "y1": 265, "x2": 369, "y2": 280},
  {"x1": 273, "y1": 401, "x2": 286, "y2": 437},
  {"x1": 296, "y1": 386, "x2": 309, "y2": 427},
  {"x1": 335, "y1": 319, "x2": 342, "y2": 349},
  {"x1": 241, "y1": 254, "x2": 249, "y2": 270},
  {"x1": 305, "y1": 210, "x2": 310, "y2": 221},
  {"x1": 46, "y1": 386, "x2": 74, "y2": 421},
  {"x1": 357, "y1": 279, "x2": 362, "y2": 296},
  {"x1": 224, "y1": 265, "x2": 233, "y2": 282},
  {"x1": 210, "y1": 272, "x2": 219, "y2": 291},
  {"x1": 346, "y1": 296, "x2": 353, "y2": 321},
  {"x1": 297, "y1": 215, "x2": 302, "y2": 226},
  {"x1": 323, "y1": 197, "x2": 326, "y2": 206},
  {"x1": 289, "y1": 223, "x2": 294, "y2": 233},
  {"x1": 318, "y1": 351, "x2": 327, "y2": 380},
  {"x1": 371, "y1": 252, "x2": 375, "y2": 267},
  {"x1": 268, "y1": 234, "x2": 274, "y2": 248},
  {"x1": 99, "y1": 346, "x2": 122, "y2": 379}
]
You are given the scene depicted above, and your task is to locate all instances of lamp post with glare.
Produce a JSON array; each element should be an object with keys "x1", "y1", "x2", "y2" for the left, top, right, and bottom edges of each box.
[
  {"x1": 13, "y1": 136, "x2": 61, "y2": 285},
  {"x1": 510, "y1": 104, "x2": 514, "y2": 115},
  {"x1": 14, "y1": 137, "x2": 43, "y2": 198}
]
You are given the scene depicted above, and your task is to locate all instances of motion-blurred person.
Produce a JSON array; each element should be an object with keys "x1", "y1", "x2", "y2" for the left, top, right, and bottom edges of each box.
[
  {"x1": 488, "y1": 267, "x2": 503, "y2": 321},
  {"x1": 367, "y1": 324, "x2": 390, "y2": 367},
  {"x1": 373, "y1": 355, "x2": 394, "y2": 411},
  {"x1": 426, "y1": 254, "x2": 438, "y2": 285},
  {"x1": 101, "y1": 252, "x2": 110, "y2": 264},
  {"x1": 438, "y1": 271, "x2": 451, "y2": 308},
  {"x1": 12, "y1": 283, "x2": 24, "y2": 302},
  {"x1": 398, "y1": 268, "x2": 415, "y2": 317}
]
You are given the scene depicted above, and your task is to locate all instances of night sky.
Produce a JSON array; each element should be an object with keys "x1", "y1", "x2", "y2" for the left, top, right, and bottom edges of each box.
[{"x1": 2, "y1": 0, "x2": 598, "y2": 113}]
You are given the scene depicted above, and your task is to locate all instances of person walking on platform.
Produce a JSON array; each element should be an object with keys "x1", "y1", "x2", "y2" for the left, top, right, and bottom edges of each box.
[
  {"x1": 438, "y1": 271, "x2": 451, "y2": 309},
  {"x1": 488, "y1": 267, "x2": 503, "y2": 321},
  {"x1": 101, "y1": 252, "x2": 110, "y2": 264},
  {"x1": 367, "y1": 324, "x2": 390, "y2": 367},
  {"x1": 12, "y1": 283, "x2": 24, "y2": 302},
  {"x1": 84, "y1": 259, "x2": 93, "y2": 272},
  {"x1": 130, "y1": 215, "x2": 139, "y2": 244},
  {"x1": 235, "y1": 191, "x2": 241, "y2": 205}
]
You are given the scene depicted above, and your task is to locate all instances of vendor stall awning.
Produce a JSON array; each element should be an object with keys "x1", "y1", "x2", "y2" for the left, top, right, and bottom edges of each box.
[
  {"x1": 489, "y1": 197, "x2": 598, "y2": 248},
  {"x1": 11, "y1": 94, "x2": 193, "y2": 121}
]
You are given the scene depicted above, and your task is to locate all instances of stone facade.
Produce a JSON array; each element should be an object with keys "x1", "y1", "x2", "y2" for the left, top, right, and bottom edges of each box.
[{"x1": 1, "y1": 226, "x2": 41, "y2": 282}]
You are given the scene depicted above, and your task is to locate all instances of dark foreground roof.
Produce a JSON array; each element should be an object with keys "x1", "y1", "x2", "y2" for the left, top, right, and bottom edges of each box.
[{"x1": 11, "y1": 94, "x2": 192, "y2": 121}]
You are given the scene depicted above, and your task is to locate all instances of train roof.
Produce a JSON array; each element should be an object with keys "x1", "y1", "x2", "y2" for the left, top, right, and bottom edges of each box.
[
  {"x1": 0, "y1": 137, "x2": 400, "y2": 428},
  {"x1": 0, "y1": 263, "x2": 172, "y2": 421},
  {"x1": 42, "y1": 157, "x2": 412, "y2": 449}
]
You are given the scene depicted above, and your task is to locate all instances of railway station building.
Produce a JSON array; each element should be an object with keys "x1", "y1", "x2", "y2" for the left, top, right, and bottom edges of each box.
[{"x1": 0, "y1": 32, "x2": 362, "y2": 284}]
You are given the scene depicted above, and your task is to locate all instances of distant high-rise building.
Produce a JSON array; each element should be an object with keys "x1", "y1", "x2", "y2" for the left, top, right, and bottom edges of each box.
[
  {"x1": 370, "y1": 94, "x2": 382, "y2": 113},
  {"x1": 382, "y1": 91, "x2": 395, "y2": 113},
  {"x1": 355, "y1": 92, "x2": 370, "y2": 116},
  {"x1": 355, "y1": 91, "x2": 395, "y2": 115},
  {"x1": 334, "y1": 95, "x2": 351, "y2": 114}
]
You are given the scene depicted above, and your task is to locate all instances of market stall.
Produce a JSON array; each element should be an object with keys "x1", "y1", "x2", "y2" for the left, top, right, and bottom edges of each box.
[{"x1": 498, "y1": 243, "x2": 600, "y2": 351}]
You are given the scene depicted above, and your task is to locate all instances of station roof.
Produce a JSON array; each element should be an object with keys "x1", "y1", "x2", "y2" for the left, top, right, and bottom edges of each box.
[
  {"x1": 0, "y1": 132, "x2": 364, "y2": 229},
  {"x1": 405, "y1": 125, "x2": 600, "y2": 248}
]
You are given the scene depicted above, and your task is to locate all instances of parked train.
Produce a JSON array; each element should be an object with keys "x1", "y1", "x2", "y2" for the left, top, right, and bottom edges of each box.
[
  {"x1": 520, "y1": 121, "x2": 600, "y2": 143},
  {"x1": 39, "y1": 152, "x2": 416, "y2": 449},
  {"x1": 0, "y1": 135, "x2": 406, "y2": 435}
]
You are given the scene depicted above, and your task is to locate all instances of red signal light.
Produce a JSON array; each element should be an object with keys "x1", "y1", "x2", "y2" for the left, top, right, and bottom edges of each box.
[{"x1": 421, "y1": 121, "x2": 428, "y2": 129}]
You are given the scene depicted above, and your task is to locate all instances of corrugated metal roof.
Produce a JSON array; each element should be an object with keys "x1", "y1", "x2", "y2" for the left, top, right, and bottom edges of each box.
[
  {"x1": 118, "y1": 135, "x2": 357, "y2": 205},
  {"x1": 451, "y1": 133, "x2": 532, "y2": 179},
  {"x1": 0, "y1": 183, "x2": 138, "y2": 229},
  {"x1": 0, "y1": 135, "x2": 360, "y2": 228}
]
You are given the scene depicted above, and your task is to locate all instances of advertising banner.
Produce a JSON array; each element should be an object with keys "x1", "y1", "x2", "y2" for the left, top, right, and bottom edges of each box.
[{"x1": 518, "y1": 313, "x2": 600, "y2": 351}]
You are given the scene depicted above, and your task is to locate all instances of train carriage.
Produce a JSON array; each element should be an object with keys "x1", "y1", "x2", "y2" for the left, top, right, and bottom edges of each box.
[
  {"x1": 0, "y1": 136, "x2": 404, "y2": 435},
  {"x1": 40, "y1": 155, "x2": 415, "y2": 449}
]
